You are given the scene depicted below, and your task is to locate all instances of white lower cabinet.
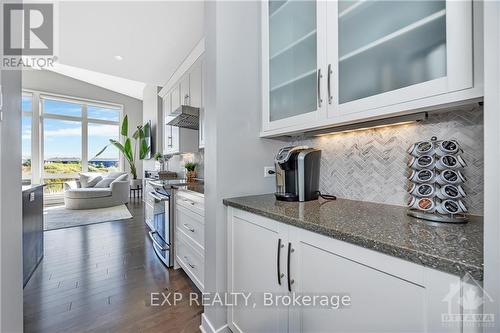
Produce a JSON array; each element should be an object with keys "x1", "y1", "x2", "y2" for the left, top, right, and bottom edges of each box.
[
  {"x1": 175, "y1": 190, "x2": 205, "y2": 291},
  {"x1": 227, "y1": 207, "x2": 468, "y2": 333}
]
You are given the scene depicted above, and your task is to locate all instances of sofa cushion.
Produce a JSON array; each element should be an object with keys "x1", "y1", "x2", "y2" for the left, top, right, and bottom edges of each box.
[
  {"x1": 94, "y1": 178, "x2": 115, "y2": 188},
  {"x1": 65, "y1": 188, "x2": 112, "y2": 199},
  {"x1": 79, "y1": 172, "x2": 102, "y2": 188},
  {"x1": 86, "y1": 175, "x2": 103, "y2": 188}
]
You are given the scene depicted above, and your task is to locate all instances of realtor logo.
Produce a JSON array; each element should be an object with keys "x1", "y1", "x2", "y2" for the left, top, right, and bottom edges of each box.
[
  {"x1": 3, "y1": 3, "x2": 53, "y2": 56},
  {"x1": 441, "y1": 273, "x2": 495, "y2": 328}
]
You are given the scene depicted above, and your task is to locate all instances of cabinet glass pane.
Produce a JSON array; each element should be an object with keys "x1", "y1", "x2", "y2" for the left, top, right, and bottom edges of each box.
[
  {"x1": 338, "y1": 1, "x2": 447, "y2": 104},
  {"x1": 269, "y1": 0, "x2": 317, "y2": 122}
]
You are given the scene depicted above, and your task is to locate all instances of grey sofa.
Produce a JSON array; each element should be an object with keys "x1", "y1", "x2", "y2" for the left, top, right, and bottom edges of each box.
[{"x1": 64, "y1": 173, "x2": 130, "y2": 210}]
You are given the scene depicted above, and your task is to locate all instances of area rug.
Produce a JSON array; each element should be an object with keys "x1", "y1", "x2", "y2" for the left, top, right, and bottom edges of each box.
[{"x1": 44, "y1": 204, "x2": 133, "y2": 231}]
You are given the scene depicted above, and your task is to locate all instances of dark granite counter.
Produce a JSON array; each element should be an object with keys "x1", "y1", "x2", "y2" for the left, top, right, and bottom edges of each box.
[
  {"x1": 223, "y1": 194, "x2": 483, "y2": 280},
  {"x1": 22, "y1": 184, "x2": 45, "y2": 192},
  {"x1": 148, "y1": 179, "x2": 204, "y2": 196}
]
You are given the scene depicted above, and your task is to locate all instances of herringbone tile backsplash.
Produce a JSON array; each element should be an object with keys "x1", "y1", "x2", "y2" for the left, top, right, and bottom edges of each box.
[{"x1": 293, "y1": 105, "x2": 484, "y2": 215}]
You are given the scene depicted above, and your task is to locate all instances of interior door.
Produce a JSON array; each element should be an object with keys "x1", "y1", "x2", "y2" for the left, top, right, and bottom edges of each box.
[
  {"x1": 262, "y1": 0, "x2": 327, "y2": 132},
  {"x1": 228, "y1": 209, "x2": 288, "y2": 333},
  {"x1": 330, "y1": 0, "x2": 473, "y2": 118}
]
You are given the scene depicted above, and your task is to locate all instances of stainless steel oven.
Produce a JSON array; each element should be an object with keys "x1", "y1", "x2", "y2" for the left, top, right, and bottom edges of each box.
[{"x1": 146, "y1": 188, "x2": 174, "y2": 267}]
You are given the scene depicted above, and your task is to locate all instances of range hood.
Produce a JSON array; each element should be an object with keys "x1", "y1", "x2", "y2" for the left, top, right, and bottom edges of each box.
[{"x1": 167, "y1": 105, "x2": 199, "y2": 130}]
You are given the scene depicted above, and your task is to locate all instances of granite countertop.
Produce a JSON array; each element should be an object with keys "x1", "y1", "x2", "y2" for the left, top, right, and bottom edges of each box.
[
  {"x1": 148, "y1": 178, "x2": 205, "y2": 196},
  {"x1": 223, "y1": 194, "x2": 483, "y2": 280}
]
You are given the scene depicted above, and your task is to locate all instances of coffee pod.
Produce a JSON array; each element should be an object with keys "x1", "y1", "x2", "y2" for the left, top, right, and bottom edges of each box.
[{"x1": 436, "y1": 169, "x2": 466, "y2": 185}]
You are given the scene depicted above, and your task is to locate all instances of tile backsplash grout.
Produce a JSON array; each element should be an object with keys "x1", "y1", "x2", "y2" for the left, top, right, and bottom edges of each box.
[{"x1": 292, "y1": 106, "x2": 484, "y2": 215}]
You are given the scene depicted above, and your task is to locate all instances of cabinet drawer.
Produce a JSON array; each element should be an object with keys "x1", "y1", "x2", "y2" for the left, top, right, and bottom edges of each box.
[
  {"x1": 176, "y1": 205, "x2": 204, "y2": 250},
  {"x1": 176, "y1": 191, "x2": 204, "y2": 216},
  {"x1": 176, "y1": 231, "x2": 204, "y2": 291}
]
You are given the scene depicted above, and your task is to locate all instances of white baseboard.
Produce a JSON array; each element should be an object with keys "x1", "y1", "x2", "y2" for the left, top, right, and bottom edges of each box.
[{"x1": 200, "y1": 313, "x2": 231, "y2": 333}]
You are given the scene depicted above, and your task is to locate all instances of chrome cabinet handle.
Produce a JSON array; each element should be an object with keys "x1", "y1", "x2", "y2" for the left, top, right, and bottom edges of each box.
[
  {"x1": 184, "y1": 256, "x2": 195, "y2": 269},
  {"x1": 327, "y1": 64, "x2": 333, "y2": 105},
  {"x1": 182, "y1": 198, "x2": 195, "y2": 206},
  {"x1": 277, "y1": 238, "x2": 284, "y2": 285},
  {"x1": 183, "y1": 223, "x2": 195, "y2": 232},
  {"x1": 287, "y1": 242, "x2": 294, "y2": 292},
  {"x1": 317, "y1": 69, "x2": 323, "y2": 108}
]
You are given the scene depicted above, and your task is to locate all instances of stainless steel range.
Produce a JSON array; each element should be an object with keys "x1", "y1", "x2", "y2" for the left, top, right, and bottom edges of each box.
[{"x1": 145, "y1": 179, "x2": 188, "y2": 267}]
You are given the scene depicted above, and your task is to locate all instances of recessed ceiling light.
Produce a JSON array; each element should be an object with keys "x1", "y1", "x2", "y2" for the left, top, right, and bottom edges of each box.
[{"x1": 114, "y1": 55, "x2": 123, "y2": 61}]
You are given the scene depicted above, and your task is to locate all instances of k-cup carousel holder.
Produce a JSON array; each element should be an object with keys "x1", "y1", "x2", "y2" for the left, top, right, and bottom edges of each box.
[{"x1": 406, "y1": 137, "x2": 468, "y2": 223}]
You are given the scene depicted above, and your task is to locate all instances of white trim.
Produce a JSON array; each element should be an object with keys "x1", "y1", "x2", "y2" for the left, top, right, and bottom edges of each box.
[
  {"x1": 23, "y1": 88, "x2": 123, "y2": 110},
  {"x1": 159, "y1": 37, "x2": 206, "y2": 97},
  {"x1": 483, "y1": 0, "x2": 500, "y2": 330},
  {"x1": 200, "y1": 313, "x2": 230, "y2": 333}
]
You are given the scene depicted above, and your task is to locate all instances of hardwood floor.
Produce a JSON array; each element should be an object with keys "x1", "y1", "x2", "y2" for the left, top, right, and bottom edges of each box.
[{"x1": 24, "y1": 200, "x2": 203, "y2": 333}]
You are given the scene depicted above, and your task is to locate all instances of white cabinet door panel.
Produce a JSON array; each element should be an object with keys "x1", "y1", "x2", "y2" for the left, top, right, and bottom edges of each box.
[{"x1": 227, "y1": 208, "x2": 288, "y2": 333}]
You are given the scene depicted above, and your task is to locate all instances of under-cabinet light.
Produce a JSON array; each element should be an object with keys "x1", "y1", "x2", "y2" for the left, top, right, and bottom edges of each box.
[{"x1": 311, "y1": 112, "x2": 428, "y2": 137}]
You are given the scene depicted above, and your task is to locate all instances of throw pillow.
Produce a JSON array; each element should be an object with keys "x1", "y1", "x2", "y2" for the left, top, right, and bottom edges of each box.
[
  {"x1": 106, "y1": 172, "x2": 126, "y2": 180},
  {"x1": 86, "y1": 175, "x2": 103, "y2": 188},
  {"x1": 111, "y1": 173, "x2": 129, "y2": 184},
  {"x1": 94, "y1": 178, "x2": 115, "y2": 188},
  {"x1": 79, "y1": 172, "x2": 101, "y2": 188}
]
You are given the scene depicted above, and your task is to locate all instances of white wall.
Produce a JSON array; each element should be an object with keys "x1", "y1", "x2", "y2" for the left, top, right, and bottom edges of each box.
[
  {"x1": 0, "y1": 69, "x2": 24, "y2": 332},
  {"x1": 22, "y1": 69, "x2": 144, "y2": 178},
  {"x1": 202, "y1": 1, "x2": 283, "y2": 331},
  {"x1": 483, "y1": 1, "x2": 500, "y2": 330}
]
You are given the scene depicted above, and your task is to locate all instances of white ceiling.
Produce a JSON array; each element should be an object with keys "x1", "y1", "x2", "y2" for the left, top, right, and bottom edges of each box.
[{"x1": 56, "y1": 1, "x2": 204, "y2": 97}]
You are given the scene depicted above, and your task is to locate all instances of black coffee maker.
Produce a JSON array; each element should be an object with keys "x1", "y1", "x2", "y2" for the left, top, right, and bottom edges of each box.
[{"x1": 274, "y1": 146, "x2": 321, "y2": 202}]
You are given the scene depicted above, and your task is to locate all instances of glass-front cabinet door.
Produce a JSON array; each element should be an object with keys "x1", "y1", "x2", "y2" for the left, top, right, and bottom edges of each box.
[
  {"x1": 262, "y1": 0, "x2": 327, "y2": 132},
  {"x1": 333, "y1": 0, "x2": 473, "y2": 116}
]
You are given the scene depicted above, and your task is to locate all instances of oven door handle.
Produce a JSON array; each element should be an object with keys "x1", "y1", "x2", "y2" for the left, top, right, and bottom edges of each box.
[
  {"x1": 149, "y1": 192, "x2": 168, "y2": 202},
  {"x1": 149, "y1": 231, "x2": 170, "y2": 251}
]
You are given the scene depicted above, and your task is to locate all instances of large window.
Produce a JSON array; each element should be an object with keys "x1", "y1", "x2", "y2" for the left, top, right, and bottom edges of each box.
[
  {"x1": 22, "y1": 94, "x2": 33, "y2": 184},
  {"x1": 22, "y1": 92, "x2": 123, "y2": 198}
]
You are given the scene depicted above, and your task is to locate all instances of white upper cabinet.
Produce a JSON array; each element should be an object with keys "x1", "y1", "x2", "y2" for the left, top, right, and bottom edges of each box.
[
  {"x1": 262, "y1": 0, "x2": 327, "y2": 132},
  {"x1": 180, "y1": 73, "x2": 190, "y2": 106},
  {"x1": 261, "y1": 0, "x2": 478, "y2": 137}
]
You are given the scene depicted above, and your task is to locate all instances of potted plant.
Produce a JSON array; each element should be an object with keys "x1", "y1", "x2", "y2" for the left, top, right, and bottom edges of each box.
[
  {"x1": 94, "y1": 115, "x2": 150, "y2": 187},
  {"x1": 184, "y1": 162, "x2": 197, "y2": 182}
]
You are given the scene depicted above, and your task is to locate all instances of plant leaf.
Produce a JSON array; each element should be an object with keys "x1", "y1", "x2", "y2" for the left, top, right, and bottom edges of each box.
[
  {"x1": 121, "y1": 115, "x2": 128, "y2": 136},
  {"x1": 132, "y1": 127, "x2": 141, "y2": 140},
  {"x1": 124, "y1": 138, "x2": 134, "y2": 162},
  {"x1": 139, "y1": 139, "x2": 150, "y2": 160},
  {"x1": 109, "y1": 139, "x2": 129, "y2": 161},
  {"x1": 92, "y1": 144, "x2": 109, "y2": 159}
]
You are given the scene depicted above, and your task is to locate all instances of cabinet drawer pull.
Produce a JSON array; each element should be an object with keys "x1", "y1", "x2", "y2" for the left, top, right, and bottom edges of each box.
[
  {"x1": 287, "y1": 242, "x2": 294, "y2": 292},
  {"x1": 277, "y1": 238, "x2": 284, "y2": 285},
  {"x1": 327, "y1": 64, "x2": 333, "y2": 105},
  {"x1": 184, "y1": 256, "x2": 195, "y2": 269},
  {"x1": 183, "y1": 223, "x2": 195, "y2": 232},
  {"x1": 317, "y1": 69, "x2": 323, "y2": 108},
  {"x1": 182, "y1": 198, "x2": 196, "y2": 206}
]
